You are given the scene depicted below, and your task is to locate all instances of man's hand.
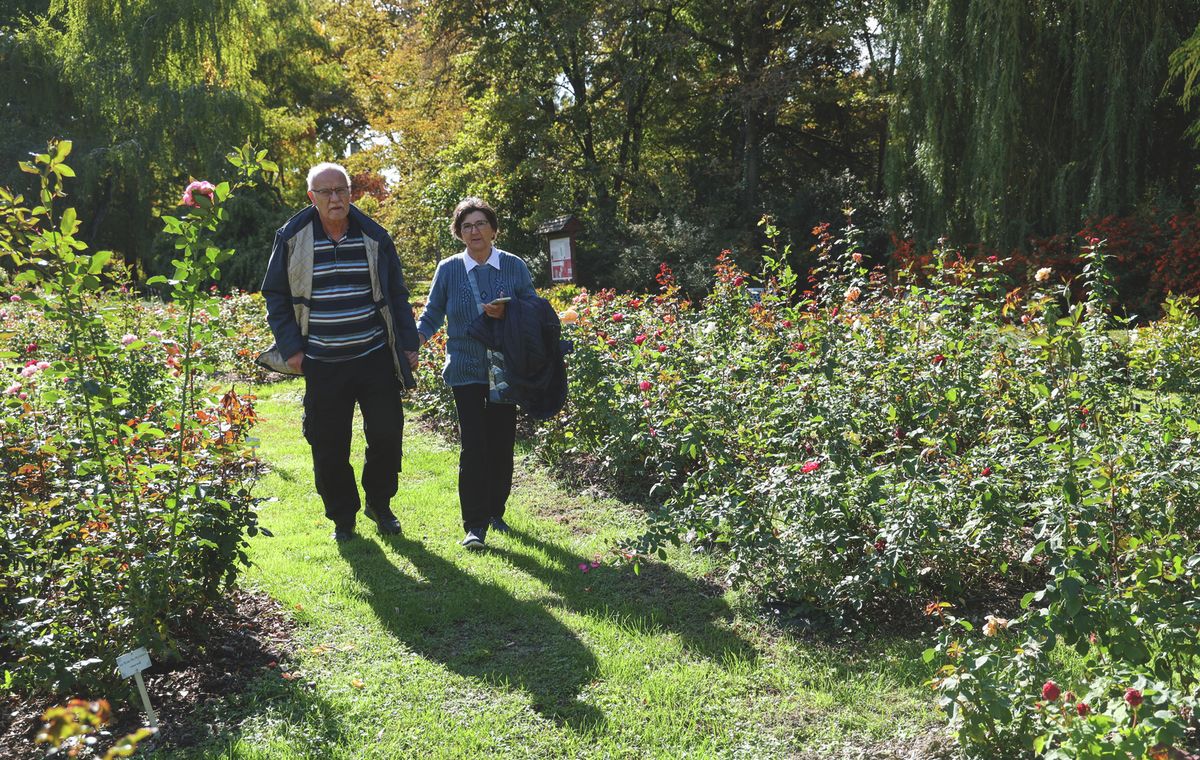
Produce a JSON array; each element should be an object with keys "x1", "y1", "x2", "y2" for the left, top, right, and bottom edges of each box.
[
  {"x1": 286, "y1": 351, "x2": 304, "y2": 374},
  {"x1": 405, "y1": 350, "x2": 419, "y2": 371},
  {"x1": 482, "y1": 301, "x2": 507, "y2": 319}
]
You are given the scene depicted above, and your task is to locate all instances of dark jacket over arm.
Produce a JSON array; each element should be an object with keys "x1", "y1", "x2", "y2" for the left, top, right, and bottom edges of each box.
[{"x1": 468, "y1": 294, "x2": 570, "y2": 419}]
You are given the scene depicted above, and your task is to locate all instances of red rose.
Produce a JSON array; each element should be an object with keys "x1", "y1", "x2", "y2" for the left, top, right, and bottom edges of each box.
[
  {"x1": 982, "y1": 466, "x2": 992, "y2": 477},
  {"x1": 638, "y1": 380, "x2": 652, "y2": 391},
  {"x1": 874, "y1": 539, "x2": 887, "y2": 552},
  {"x1": 612, "y1": 313, "x2": 624, "y2": 322},
  {"x1": 1076, "y1": 702, "x2": 1090, "y2": 717},
  {"x1": 801, "y1": 460, "x2": 821, "y2": 474},
  {"x1": 657, "y1": 344, "x2": 667, "y2": 352},
  {"x1": 733, "y1": 276, "x2": 745, "y2": 287},
  {"x1": 1124, "y1": 688, "x2": 1142, "y2": 708},
  {"x1": 1042, "y1": 681, "x2": 1061, "y2": 702},
  {"x1": 932, "y1": 354, "x2": 946, "y2": 365},
  {"x1": 633, "y1": 334, "x2": 647, "y2": 345}
]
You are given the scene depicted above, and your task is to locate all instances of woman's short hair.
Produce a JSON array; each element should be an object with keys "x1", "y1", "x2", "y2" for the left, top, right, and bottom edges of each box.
[
  {"x1": 307, "y1": 162, "x2": 351, "y2": 191},
  {"x1": 450, "y1": 197, "x2": 499, "y2": 240}
]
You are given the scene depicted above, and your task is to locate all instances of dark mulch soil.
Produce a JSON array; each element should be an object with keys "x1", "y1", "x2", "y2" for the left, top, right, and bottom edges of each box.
[{"x1": 1, "y1": 588, "x2": 296, "y2": 759}]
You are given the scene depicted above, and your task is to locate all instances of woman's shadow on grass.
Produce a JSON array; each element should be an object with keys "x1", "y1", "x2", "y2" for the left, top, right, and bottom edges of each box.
[{"x1": 337, "y1": 529, "x2": 755, "y2": 731}]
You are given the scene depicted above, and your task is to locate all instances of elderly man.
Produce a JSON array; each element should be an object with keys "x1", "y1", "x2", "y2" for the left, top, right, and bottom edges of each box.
[{"x1": 261, "y1": 162, "x2": 419, "y2": 542}]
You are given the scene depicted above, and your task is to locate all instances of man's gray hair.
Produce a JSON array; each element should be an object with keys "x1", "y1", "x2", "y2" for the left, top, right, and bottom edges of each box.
[{"x1": 306, "y1": 162, "x2": 352, "y2": 191}]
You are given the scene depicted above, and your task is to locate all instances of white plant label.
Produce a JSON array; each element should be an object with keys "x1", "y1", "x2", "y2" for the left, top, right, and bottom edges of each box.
[
  {"x1": 116, "y1": 647, "x2": 151, "y2": 679},
  {"x1": 116, "y1": 647, "x2": 159, "y2": 728}
]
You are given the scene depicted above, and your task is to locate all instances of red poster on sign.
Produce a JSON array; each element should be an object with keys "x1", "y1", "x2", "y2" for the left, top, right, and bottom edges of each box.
[{"x1": 549, "y1": 237, "x2": 574, "y2": 282}]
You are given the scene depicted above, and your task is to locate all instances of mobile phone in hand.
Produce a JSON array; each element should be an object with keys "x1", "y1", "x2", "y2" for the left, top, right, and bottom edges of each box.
[{"x1": 488, "y1": 296, "x2": 512, "y2": 305}]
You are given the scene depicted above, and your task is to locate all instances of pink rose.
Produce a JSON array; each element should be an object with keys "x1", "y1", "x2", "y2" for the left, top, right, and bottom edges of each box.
[
  {"x1": 181, "y1": 180, "x2": 216, "y2": 208},
  {"x1": 121, "y1": 334, "x2": 138, "y2": 346},
  {"x1": 612, "y1": 313, "x2": 624, "y2": 322},
  {"x1": 633, "y1": 333, "x2": 647, "y2": 345},
  {"x1": 1124, "y1": 688, "x2": 1142, "y2": 708},
  {"x1": 4, "y1": 382, "x2": 21, "y2": 395},
  {"x1": 801, "y1": 460, "x2": 821, "y2": 474},
  {"x1": 9, "y1": 294, "x2": 20, "y2": 303},
  {"x1": 638, "y1": 380, "x2": 652, "y2": 391}
]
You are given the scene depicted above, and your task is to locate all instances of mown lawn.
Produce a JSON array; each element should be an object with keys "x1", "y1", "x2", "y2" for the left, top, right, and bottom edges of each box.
[{"x1": 162, "y1": 379, "x2": 944, "y2": 759}]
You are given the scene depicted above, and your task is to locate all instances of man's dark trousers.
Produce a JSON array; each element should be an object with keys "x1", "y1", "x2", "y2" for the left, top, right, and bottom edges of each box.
[{"x1": 302, "y1": 348, "x2": 403, "y2": 527}]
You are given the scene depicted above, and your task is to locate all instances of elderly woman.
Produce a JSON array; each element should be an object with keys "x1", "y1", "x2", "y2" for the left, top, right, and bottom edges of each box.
[{"x1": 417, "y1": 197, "x2": 536, "y2": 550}]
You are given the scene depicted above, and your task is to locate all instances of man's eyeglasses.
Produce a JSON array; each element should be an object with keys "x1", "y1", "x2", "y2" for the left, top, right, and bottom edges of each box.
[
  {"x1": 461, "y1": 221, "x2": 491, "y2": 233},
  {"x1": 312, "y1": 186, "x2": 350, "y2": 199}
]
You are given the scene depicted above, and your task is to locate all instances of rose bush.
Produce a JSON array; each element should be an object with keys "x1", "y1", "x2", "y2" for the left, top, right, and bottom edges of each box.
[
  {"x1": 448, "y1": 215, "x2": 1199, "y2": 756},
  {"x1": 0, "y1": 142, "x2": 274, "y2": 697}
]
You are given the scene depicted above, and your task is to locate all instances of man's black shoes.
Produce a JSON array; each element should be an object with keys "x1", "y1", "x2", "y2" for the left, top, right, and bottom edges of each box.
[
  {"x1": 489, "y1": 516, "x2": 512, "y2": 534},
  {"x1": 332, "y1": 524, "x2": 357, "y2": 543},
  {"x1": 363, "y1": 502, "x2": 402, "y2": 535}
]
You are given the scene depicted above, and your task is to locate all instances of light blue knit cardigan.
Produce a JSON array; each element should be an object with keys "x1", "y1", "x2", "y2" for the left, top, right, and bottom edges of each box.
[{"x1": 417, "y1": 248, "x2": 536, "y2": 387}]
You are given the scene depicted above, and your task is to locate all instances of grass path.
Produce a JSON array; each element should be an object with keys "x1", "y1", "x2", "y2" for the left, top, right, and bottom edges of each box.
[{"x1": 165, "y1": 379, "x2": 943, "y2": 759}]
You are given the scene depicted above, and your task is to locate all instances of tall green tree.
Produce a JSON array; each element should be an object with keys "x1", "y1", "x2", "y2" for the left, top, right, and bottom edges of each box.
[
  {"x1": 413, "y1": 0, "x2": 880, "y2": 288},
  {"x1": 885, "y1": 0, "x2": 1200, "y2": 249},
  {"x1": 672, "y1": 0, "x2": 871, "y2": 224},
  {"x1": 0, "y1": 0, "x2": 344, "y2": 281}
]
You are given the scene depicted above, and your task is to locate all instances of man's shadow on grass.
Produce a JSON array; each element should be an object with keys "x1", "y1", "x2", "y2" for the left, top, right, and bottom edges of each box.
[{"x1": 338, "y1": 530, "x2": 755, "y2": 731}]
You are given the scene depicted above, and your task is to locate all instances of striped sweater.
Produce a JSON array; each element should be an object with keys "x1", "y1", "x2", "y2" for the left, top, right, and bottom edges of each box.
[{"x1": 304, "y1": 218, "x2": 386, "y2": 362}]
